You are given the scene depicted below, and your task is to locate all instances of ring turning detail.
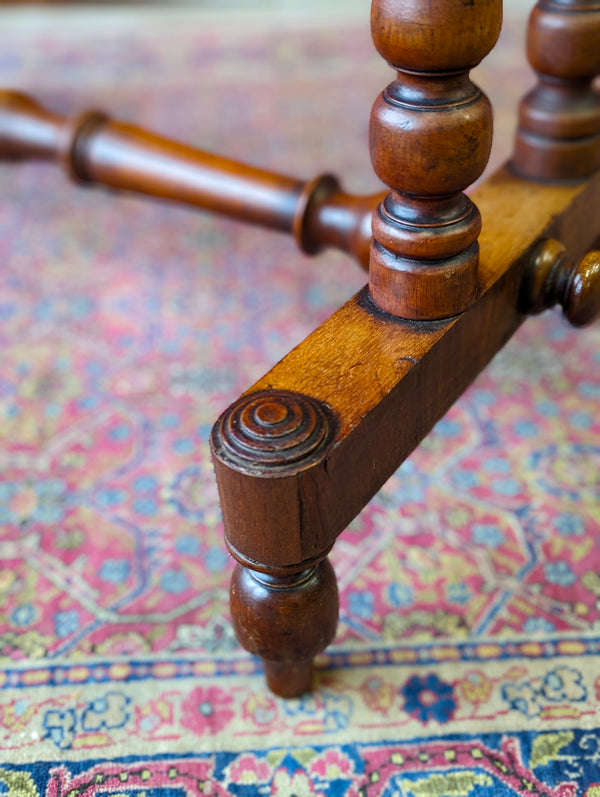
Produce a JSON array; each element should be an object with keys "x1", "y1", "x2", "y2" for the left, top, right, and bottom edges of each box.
[{"x1": 211, "y1": 390, "x2": 336, "y2": 471}]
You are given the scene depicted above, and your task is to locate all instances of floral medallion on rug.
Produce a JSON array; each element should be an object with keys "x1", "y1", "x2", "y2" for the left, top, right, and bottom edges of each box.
[{"x1": 1, "y1": 9, "x2": 599, "y2": 796}]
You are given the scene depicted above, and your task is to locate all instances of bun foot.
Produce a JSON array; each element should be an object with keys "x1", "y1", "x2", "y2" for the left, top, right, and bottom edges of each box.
[
  {"x1": 263, "y1": 659, "x2": 314, "y2": 699},
  {"x1": 230, "y1": 558, "x2": 338, "y2": 697}
]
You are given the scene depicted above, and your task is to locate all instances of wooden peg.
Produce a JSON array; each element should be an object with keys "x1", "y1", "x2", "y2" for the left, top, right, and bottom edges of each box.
[
  {"x1": 368, "y1": 0, "x2": 502, "y2": 320},
  {"x1": 513, "y1": 0, "x2": 600, "y2": 181},
  {"x1": 521, "y1": 238, "x2": 600, "y2": 326}
]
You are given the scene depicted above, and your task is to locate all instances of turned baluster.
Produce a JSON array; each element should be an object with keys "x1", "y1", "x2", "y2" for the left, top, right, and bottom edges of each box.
[
  {"x1": 368, "y1": 0, "x2": 502, "y2": 319},
  {"x1": 513, "y1": 0, "x2": 600, "y2": 181}
]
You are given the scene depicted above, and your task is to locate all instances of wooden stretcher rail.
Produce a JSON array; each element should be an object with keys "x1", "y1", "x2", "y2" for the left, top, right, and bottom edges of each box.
[
  {"x1": 0, "y1": 91, "x2": 379, "y2": 269},
  {"x1": 211, "y1": 165, "x2": 600, "y2": 570}
]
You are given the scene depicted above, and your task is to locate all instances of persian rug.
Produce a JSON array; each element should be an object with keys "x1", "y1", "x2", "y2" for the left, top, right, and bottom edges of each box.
[{"x1": 1, "y1": 7, "x2": 599, "y2": 796}]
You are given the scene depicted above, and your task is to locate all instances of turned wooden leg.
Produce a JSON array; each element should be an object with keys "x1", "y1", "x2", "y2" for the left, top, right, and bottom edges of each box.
[
  {"x1": 230, "y1": 558, "x2": 338, "y2": 698},
  {"x1": 210, "y1": 388, "x2": 340, "y2": 696}
]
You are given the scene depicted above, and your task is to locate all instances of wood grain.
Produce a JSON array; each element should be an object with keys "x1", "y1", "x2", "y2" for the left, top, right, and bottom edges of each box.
[{"x1": 213, "y1": 165, "x2": 600, "y2": 571}]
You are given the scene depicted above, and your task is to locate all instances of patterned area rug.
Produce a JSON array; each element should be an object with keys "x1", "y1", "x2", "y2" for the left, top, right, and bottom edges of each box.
[{"x1": 1, "y1": 8, "x2": 600, "y2": 796}]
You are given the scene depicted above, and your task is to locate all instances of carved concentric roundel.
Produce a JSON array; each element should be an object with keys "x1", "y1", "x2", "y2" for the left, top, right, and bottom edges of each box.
[{"x1": 213, "y1": 389, "x2": 335, "y2": 471}]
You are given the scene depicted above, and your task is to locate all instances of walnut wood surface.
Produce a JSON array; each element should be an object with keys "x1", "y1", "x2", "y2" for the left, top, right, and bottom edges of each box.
[
  {"x1": 230, "y1": 560, "x2": 338, "y2": 698},
  {"x1": 0, "y1": 90, "x2": 379, "y2": 269},
  {"x1": 212, "y1": 166, "x2": 600, "y2": 570}
]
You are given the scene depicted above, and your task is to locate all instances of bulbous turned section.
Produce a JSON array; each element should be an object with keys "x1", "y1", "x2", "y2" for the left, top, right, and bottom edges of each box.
[
  {"x1": 513, "y1": 0, "x2": 600, "y2": 181},
  {"x1": 367, "y1": 0, "x2": 502, "y2": 320},
  {"x1": 528, "y1": 0, "x2": 600, "y2": 80},
  {"x1": 369, "y1": 74, "x2": 493, "y2": 197},
  {"x1": 521, "y1": 239, "x2": 600, "y2": 327},
  {"x1": 230, "y1": 559, "x2": 339, "y2": 698}
]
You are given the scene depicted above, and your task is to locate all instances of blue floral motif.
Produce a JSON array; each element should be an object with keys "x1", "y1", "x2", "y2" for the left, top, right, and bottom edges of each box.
[
  {"x1": 161, "y1": 413, "x2": 180, "y2": 428},
  {"x1": 474, "y1": 389, "x2": 496, "y2": 405},
  {"x1": 95, "y1": 488, "x2": 126, "y2": 508},
  {"x1": 54, "y1": 610, "x2": 80, "y2": 639},
  {"x1": 536, "y1": 399, "x2": 558, "y2": 416},
  {"x1": 133, "y1": 474, "x2": 158, "y2": 492},
  {"x1": 43, "y1": 708, "x2": 76, "y2": 749},
  {"x1": 1, "y1": 478, "x2": 68, "y2": 525},
  {"x1": 544, "y1": 561, "x2": 576, "y2": 587},
  {"x1": 205, "y1": 547, "x2": 228, "y2": 572},
  {"x1": 523, "y1": 617, "x2": 555, "y2": 634},
  {"x1": 553, "y1": 514, "x2": 584, "y2": 537},
  {"x1": 396, "y1": 481, "x2": 426, "y2": 503},
  {"x1": 283, "y1": 691, "x2": 353, "y2": 732},
  {"x1": 134, "y1": 496, "x2": 158, "y2": 516},
  {"x1": 491, "y1": 478, "x2": 521, "y2": 497},
  {"x1": 483, "y1": 457, "x2": 512, "y2": 473},
  {"x1": 108, "y1": 424, "x2": 131, "y2": 441},
  {"x1": 81, "y1": 692, "x2": 130, "y2": 732},
  {"x1": 570, "y1": 411, "x2": 592, "y2": 429},
  {"x1": 514, "y1": 420, "x2": 539, "y2": 438},
  {"x1": 77, "y1": 395, "x2": 99, "y2": 410},
  {"x1": 99, "y1": 559, "x2": 131, "y2": 584},
  {"x1": 452, "y1": 470, "x2": 479, "y2": 489},
  {"x1": 10, "y1": 603, "x2": 36, "y2": 628},
  {"x1": 161, "y1": 568, "x2": 189, "y2": 594},
  {"x1": 435, "y1": 418, "x2": 461, "y2": 437},
  {"x1": 36, "y1": 479, "x2": 65, "y2": 498},
  {"x1": 173, "y1": 438, "x2": 194, "y2": 454},
  {"x1": 44, "y1": 403, "x2": 61, "y2": 419},
  {"x1": 579, "y1": 382, "x2": 600, "y2": 399},
  {"x1": 388, "y1": 582, "x2": 413, "y2": 608},
  {"x1": 446, "y1": 583, "x2": 471, "y2": 605},
  {"x1": 390, "y1": 463, "x2": 428, "y2": 503},
  {"x1": 176, "y1": 535, "x2": 200, "y2": 556},
  {"x1": 43, "y1": 693, "x2": 130, "y2": 750},
  {"x1": 472, "y1": 524, "x2": 505, "y2": 548},
  {"x1": 348, "y1": 591, "x2": 374, "y2": 620},
  {"x1": 400, "y1": 674, "x2": 456, "y2": 723},
  {"x1": 501, "y1": 682, "x2": 541, "y2": 718},
  {"x1": 503, "y1": 666, "x2": 587, "y2": 720},
  {"x1": 542, "y1": 667, "x2": 586, "y2": 702}
]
